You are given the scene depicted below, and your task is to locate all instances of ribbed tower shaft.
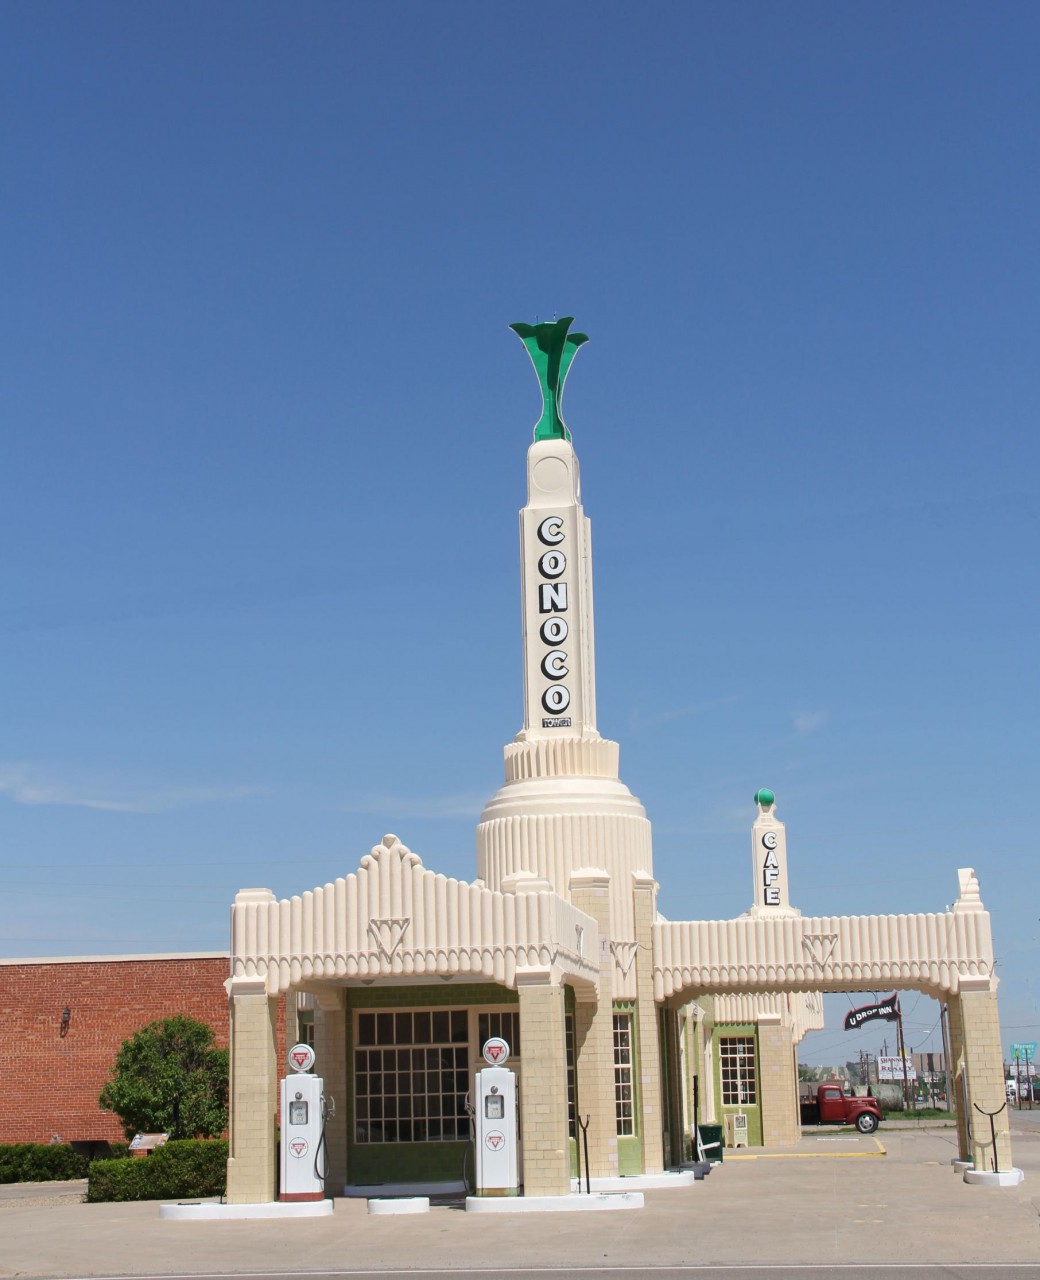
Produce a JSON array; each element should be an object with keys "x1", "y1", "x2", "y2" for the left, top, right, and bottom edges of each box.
[{"x1": 476, "y1": 437, "x2": 654, "y2": 951}]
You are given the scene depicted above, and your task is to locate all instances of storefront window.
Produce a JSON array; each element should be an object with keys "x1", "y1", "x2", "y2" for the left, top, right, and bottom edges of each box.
[
  {"x1": 719, "y1": 1035, "x2": 757, "y2": 1106},
  {"x1": 354, "y1": 1009, "x2": 468, "y2": 1143}
]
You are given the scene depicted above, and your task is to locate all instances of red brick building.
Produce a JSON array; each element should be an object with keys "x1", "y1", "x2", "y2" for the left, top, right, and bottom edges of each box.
[{"x1": 0, "y1": 954, "x2": 232, "y2": 1146}]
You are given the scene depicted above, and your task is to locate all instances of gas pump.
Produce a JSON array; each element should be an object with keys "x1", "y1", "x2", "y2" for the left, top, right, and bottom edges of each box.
[
  {"x1": 279, "y1": 1042, "x2": 329, "y2": 1202},
  {"x1": 474, "y1": 1037, "x2": 518, "y2": 1196}
]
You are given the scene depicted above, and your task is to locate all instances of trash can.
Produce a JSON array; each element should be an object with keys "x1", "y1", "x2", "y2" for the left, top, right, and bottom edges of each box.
[{"x1": 697, "y1": 1124, "x2": 724, "y2": 1163}]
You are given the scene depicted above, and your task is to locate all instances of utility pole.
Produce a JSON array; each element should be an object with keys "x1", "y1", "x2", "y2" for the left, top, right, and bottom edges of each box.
[
  {"x1": 940, "y1": 1003, "x2": 952, "y2": 1112},
  {"x1": 895, "y1": 998, "x2": 912, "y2": 1110}
]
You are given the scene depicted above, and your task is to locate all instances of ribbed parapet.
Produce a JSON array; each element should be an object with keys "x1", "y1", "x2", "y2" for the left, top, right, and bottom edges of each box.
[
  {"x1": 504, "y1": 736, "x2": 620, "y2": 781},
  {"x1": 229, "y1": 835, "x2": 600, "y2": 997},
  {"x1": 653, "y1": 872, "x2": 997, "y2": 1003}
]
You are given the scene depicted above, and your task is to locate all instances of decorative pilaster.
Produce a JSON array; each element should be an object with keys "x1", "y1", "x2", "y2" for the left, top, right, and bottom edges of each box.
[
  {"x1": 632, "y1": 871, "x2": 664, "y2": 1173},
  {"x1": 569, "y1": 869, "x2": 619, "y2": 1178}
]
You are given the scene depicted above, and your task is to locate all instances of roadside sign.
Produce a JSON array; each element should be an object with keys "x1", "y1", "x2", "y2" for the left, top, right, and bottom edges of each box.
[
  {"x1": 878, "y1": 1055, "x2": 917, "y2": 1081},
  {"x1": 1010, "y1": 1042, "x2": 1037, "y2": 1060}
]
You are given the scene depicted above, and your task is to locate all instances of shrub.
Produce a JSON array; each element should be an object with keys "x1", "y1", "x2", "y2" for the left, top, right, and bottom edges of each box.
[
  {"x1": 0, "y1": 1143, "x2": 89, "y2": 1184},
  {"x1": 99, "y1": 1016, "x2": 228, "y2": 1140},
  {"x1": 86, "y1": 1139, "x2": 228, "y2": 1203}
]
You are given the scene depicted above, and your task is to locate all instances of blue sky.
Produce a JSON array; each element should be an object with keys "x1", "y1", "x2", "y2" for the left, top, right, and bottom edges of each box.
[{"x1": 2, "y1": 3, "x2": 1036, "y2": 1068}]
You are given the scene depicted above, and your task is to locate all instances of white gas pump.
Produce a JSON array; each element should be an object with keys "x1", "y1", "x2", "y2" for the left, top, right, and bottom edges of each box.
[
  {"x1": 279, "y1": 1042, "x2": 328, "y2": 1202},
  {"x1": 474, "y1": 1037, "x2": 518, "y2": 1196}
]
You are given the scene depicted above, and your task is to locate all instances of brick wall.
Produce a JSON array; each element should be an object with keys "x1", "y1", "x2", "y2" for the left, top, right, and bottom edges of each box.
[{"x1": 0, "y1": 955, "x2": 232, "y2": 1144}]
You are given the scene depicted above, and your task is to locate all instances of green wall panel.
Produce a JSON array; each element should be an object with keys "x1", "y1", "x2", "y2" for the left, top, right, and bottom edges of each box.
[{"x1": 712, "y1": 1022, "x2": 764, "y2": 1147}]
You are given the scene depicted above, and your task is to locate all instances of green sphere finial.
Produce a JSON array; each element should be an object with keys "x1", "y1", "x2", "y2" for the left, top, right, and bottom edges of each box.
[
  {"x1": 755, "y1": 788, "x2": 775, "y2": 808},
  {"x1": 510, "y1": 317, "x2": 588, "y2": 442}
]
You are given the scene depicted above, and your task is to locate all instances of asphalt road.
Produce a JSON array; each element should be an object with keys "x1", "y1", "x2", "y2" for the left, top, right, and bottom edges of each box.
[{"x1": 64, "y1": 1271, "x2": 1040, "y2": 1280}]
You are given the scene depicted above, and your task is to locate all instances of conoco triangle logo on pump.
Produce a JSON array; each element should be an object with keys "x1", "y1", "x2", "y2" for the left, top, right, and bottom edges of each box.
[
  {"x1": 288, "y1": 1042, "x2": 316, "y2": 1073},
  {"x1": 482, "y1": 1037, "x2": 510, "y2": 1066}
]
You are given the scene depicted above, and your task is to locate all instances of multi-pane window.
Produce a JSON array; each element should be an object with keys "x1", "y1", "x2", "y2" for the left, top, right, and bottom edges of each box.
[
  {"x1": 354, "y1": 1009, "x2": 468, "y2": 1144},
  {"x1": 477, "y1": 1011, "x2": 520, "y2": 1056},
  {"x1": 565, "y1": 1014, "x2": 576, "y2": 1137},
  {"x1": 613, "y1": 1013, "x2": 635, "y2": 1137},
  {"x1": 719, "y1": 1036, "x2": 757, "y2": 1106}
]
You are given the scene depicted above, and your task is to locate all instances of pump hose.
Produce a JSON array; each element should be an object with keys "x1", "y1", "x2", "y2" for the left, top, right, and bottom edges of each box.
[
  {"x1": 314, "y1": 1093, "x2": 330, "y2": 1189},
  {"x1": 462, "y1": 1093, "x2": 475, "y2": 1194}
]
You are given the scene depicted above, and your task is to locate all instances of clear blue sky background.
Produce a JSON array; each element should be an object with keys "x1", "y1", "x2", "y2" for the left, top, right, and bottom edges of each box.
[{"x1": 3, "y1": 3, "x2": 1036, "y2": 1069}]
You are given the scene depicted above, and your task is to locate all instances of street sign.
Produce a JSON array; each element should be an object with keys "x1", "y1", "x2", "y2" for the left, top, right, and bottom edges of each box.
[
  {"x1": 878, "y1": 1054, "x2": 917, "y2": 1081},
  {"x1": 1010, "y1": 1042, "x2": 1037, "y2": 1060}
]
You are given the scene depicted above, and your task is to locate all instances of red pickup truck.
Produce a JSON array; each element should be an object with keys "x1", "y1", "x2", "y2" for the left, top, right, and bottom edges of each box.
[{"x1": 800, "y1": 1082, "x2": 882, "y2": 1133}]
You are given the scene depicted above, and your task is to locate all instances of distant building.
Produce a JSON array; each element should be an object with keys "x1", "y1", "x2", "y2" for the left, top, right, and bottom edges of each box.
[{"x1": 0, "y1": 954, "x2": 233, "y2": 1148}]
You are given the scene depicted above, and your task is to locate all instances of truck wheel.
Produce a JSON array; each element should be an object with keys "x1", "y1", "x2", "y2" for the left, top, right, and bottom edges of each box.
[{"x1": 856, "y1": 1113, "x2": 879, "y2": 1134}]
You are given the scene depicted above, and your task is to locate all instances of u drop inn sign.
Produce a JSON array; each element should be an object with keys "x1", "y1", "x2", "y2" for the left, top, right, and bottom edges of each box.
[{"x1": 844, "y1": 993, "x2": 900, "y2": 1032}]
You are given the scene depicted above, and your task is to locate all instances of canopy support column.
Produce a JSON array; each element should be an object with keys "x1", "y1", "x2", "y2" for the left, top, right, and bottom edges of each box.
[{"x1": 226, "y1": 977, "x2": 278, "y2": 1204}]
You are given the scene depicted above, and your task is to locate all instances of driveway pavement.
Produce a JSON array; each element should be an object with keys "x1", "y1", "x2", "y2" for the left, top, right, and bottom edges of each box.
[{"x1": 1, "y1": 1120, "x2": 1037, "y2": 1278}]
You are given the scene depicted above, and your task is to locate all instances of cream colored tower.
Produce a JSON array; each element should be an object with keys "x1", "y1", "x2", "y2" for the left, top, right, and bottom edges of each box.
[
  {"x1": 748, "y1": 788, "x2": 798, "y2": 917},
  {"x1": 476, "y1": 434, "x2": 653, "y2": 949}
]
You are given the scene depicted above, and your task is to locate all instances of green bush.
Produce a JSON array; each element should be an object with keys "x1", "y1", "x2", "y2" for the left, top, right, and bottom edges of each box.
[
  {"x1": 0, "y1": 1143, "x2": 89, "y2": 1184},
  {"x1": 86, "y1": 1139, "x2": 228, "y2": 1203},
  {"x1": 99, "y1": 1016, "x2": 228, "y2": 1140}
]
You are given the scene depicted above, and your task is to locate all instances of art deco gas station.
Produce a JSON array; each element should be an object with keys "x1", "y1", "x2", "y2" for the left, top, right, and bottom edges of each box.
[{"x1": 223, "y1": 320, "x2": 1015, "y2": 1207}]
